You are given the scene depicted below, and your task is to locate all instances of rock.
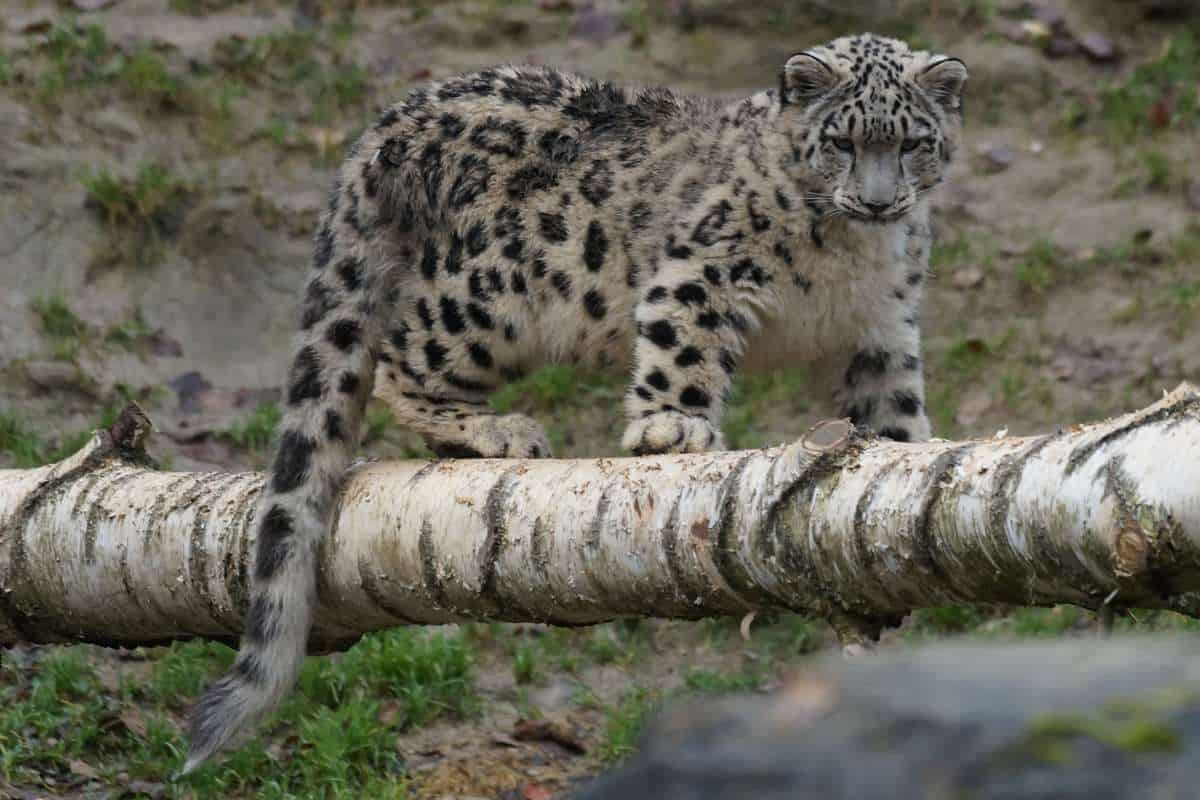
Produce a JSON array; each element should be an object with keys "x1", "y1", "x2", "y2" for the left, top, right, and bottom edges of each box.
[
  {"x1": 168, "y1": 370, "x2": 213, "y2": 413},
  {"x1": 1031, "y1": 1, "x2": 1068, "y2": 31},
  {"x1": 1049, "y1": 355, "x2": 1075, "y2": 381},
  {"x1": 89, "y1": 108, "x2": 144, "y2": 140},
  {"x1": 577, "y1": 638, "x2": 1200, "y2": 800},
  {"x1": 1078, "y1": 32, "x2": 1119, "y2": 62},
  {"x1": 7, "y1": 11, "x2": 53, "y2": 34},
  {"x1": 1186, "y1": 179, "x2": 1200, "y2": 211},
  {"x1": 23, "y1": 360, "x2": 98, "y2": 397},
  {"x1": 1044, "y1": 34, "x2": 1078, "y2": 58},
  {"x1": 955, "y1": 388, "x2": 993, "y2": 426},
  {"x1": 73, "y1": 0, "x2": 116, "y2": 9},
  {"x1": 0, "y1": 98, "x2": 32, "y2": 133},
  {"x1": 951, "y1": 267, "x2": 985, "y2": 290},
  {"x1": 981, "y1": 143, "x2": 1016, "y2": 172},
  {"x1": 571, "y1": 7, "x2": 619, "y2": 43},
  {"x1": 149, "y1": 331, "x2": 183, "y2": 358}
]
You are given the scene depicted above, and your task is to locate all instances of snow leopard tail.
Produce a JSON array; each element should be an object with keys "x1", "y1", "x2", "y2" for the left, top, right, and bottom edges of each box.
[{"x1": 182, "y1": 129, "x2": 417, "y2": 774}]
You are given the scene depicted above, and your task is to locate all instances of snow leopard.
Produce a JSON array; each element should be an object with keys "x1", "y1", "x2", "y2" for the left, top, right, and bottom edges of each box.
[{"x1": 185, "y1": 32, "x2": 967, "y2": 771}]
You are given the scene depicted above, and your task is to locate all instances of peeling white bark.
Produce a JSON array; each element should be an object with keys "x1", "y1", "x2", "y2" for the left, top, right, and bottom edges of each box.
[{"x1": 1, "y1": 386, "x2": 1199, "y2": 651}]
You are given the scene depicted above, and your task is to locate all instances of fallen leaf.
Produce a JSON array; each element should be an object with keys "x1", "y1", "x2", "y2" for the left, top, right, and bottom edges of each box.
[
  {"x1": 521, "y1": 784, "x2": 554, "y2": 800},
  {"x1": 513, "y1": 718, "x2": 587, "y2": 755},
  {"x1": 1147, "y1": 97, "x2": 1173, "y2": 129},
  {"x1": 69, "y1": 759, "x2": 100, "y2": 780},
  {"x1": 740, "y1": 611, "x2": 756, "y2": 641}
]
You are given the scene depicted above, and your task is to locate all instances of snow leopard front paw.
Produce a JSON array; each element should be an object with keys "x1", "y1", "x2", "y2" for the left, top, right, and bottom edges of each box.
[
  {"x1": 430, "y1": 413, "x2": 552, "y2": 459},
  {"x1": 621, "y1": 411, "x2": 724, "y2": 455}
]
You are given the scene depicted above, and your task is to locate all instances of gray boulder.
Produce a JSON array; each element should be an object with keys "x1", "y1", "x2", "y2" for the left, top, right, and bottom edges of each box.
[{"x1": 577, "y1": 637, "x2": 1200, "y2": 799}]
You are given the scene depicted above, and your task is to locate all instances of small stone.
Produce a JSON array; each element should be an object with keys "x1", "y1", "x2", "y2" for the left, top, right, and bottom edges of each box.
[
  {"x1": 168, "y1": 370, "x2": 213, "y2": 413},
  {"x1": 1029, "y1": 140, "x2": 1045, "y2": 154},
  {"x1": 1079, "y1": 32, "x2": 1119, "y2": 62},
  {"x1": 90, "y1": 107, "x2": 143, "y2": 139},
  {"x1": 955, "y1": 389, "x2": 993, "y2": 427},
  {"x1": 952, "y1": 267, "x2": 985, "y2": 289},
  {"x1": 1044, "y1": 34, "x2": 1078, "y2": 58},
  {"x1": 149, "y1": 332, "x2": 183, "y2": 357},
  {"x1": 1049, "y1": 356, "x2": 1075, "y2": 381},
  {"x1": 1185, "y1": 179, "x2": 1200, "y2": 211},
  {"x1": 24, "y1": 360, "x2": 97, "y2": 396},
  {"x1": 981, "y1": 143, "x2": 1016, "y2": 172},
  {"x1": 8, "y1": 12, "x2": 53, "y2": 33},
  {"x1": 1017, "y1": 19, "x2": 1052, "y2": 44},
  {"x1": 1031, "y1": 2, "x2": 1067, "y2": 31},
  {"x1": 572, "y1": 7, "x2": 619, "y2": 42}
]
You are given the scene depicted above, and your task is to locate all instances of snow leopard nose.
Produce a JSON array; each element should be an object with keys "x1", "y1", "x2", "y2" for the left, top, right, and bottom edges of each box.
[{"x1": 863, "y1": 200, "x2": 891, "y2": 215}]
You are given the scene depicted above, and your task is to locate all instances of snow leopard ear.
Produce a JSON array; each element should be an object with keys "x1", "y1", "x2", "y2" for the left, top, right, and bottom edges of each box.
[
  {"x1": 918, "y1": 57, "x2": 968, "y2": 113},
  {"x1": 780, "y1": 53, "x2": 838, "y2": 106}
]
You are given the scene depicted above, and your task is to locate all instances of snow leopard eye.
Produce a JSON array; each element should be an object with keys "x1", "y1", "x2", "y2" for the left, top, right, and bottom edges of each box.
[
  {"x1": 832, "y1": 137, "x2": 854, "y2": 153},
  {"x1": 901, "y1": 138, "x2": 924, "y2": 153}
]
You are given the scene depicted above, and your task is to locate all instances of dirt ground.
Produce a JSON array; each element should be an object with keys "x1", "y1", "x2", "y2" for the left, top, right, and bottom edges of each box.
[{"x1": 0, "y1": 0, "x2": 1197, "y2": 797}]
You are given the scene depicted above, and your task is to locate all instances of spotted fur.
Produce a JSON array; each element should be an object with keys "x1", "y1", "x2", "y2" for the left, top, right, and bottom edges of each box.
[{"x1": 186, "y1": 33, "x2": 966, "y2": 770}]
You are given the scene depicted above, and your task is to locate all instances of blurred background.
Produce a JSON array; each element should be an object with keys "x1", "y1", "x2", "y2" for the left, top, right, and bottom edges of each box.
[{"x1": 0, "y1": 0, "x2": 1197, "y2": 797}]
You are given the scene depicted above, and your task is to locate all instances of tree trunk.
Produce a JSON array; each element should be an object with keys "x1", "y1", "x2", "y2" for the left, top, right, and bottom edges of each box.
[{"x1": 1, "y1": 386, "x2": 1199, "y2": 652}]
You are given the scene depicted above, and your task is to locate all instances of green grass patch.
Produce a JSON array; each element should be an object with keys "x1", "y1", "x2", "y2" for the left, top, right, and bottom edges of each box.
[
  {"x1": 0, "y1": 649, "x2": 123, "y2": 783},
  {"x1": 0, "y1": 411, "x2": 49, "y2": 468},
  {"x1": 598, "y1": 686, "x2": 663, "y2": 763},
  {"x1": 682, "y1": 668, "x2": 761, "y2": 694},
  {"x1": 907, "y1": 605, "x2": 987, "y2": 638},
  {"x1": 723, "y1": 367, "x2": 809, "y2": 449},
  {"x1": 36, "y1": 21, "x2": 118, "y2": 102},
  {"x1": 142, "y1": 640, "x2": 234, "y2": 709},
  {"x1": 599, "y1": 663, "x2": 766, "y2": 764},
  {"x1": 82, "y1": 163, "x2": 189, "y2": 230},
  {"x1": 120, "y1": 47, "x2": 181, "y2": 107},
  {"x1": 297, "y1": 628, "x2": 478, "y2": 728},
  {"x1": 1026, "y1": 706, "x2": 1181, "y2": 761},
  {"x1": 224, "y1": 402, "x2": 282, "y2": 452},
  {"x1": 311, "y1": 63, "x2": 368, "y2": 123},
  {"x1": 1014, "y1": 238, "x2": 1062, "y2": 293},
  {"x1": 82, "y1": 163, "x2": 191, "y2": 268},
  {"x1": 930, "y1": 235, "x2": 973, "y2": 271},
  {"x1": 213, "y1": 30, "x2": 320, "y2": 85},
  {"x1": 0, "y1": 402, "x2": 122, "y2": 468},
  {"x1": 31, "y1": 294, "x2": 86, "y2": 361},
  {"x1": 104, "y1": 309, "x2": 155, "y2": 350},
  {"x1": 1099, "y1": 29, "x2": 1199, "y2": 140},
  {"x1": 490, "y1": 364, "x2": 620, "y2": 413}
]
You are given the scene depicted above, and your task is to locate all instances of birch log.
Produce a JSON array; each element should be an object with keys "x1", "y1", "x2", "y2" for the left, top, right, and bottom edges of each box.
[{"x1": 1, "y1": 386, "x2": 1199, "y2": 652}]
